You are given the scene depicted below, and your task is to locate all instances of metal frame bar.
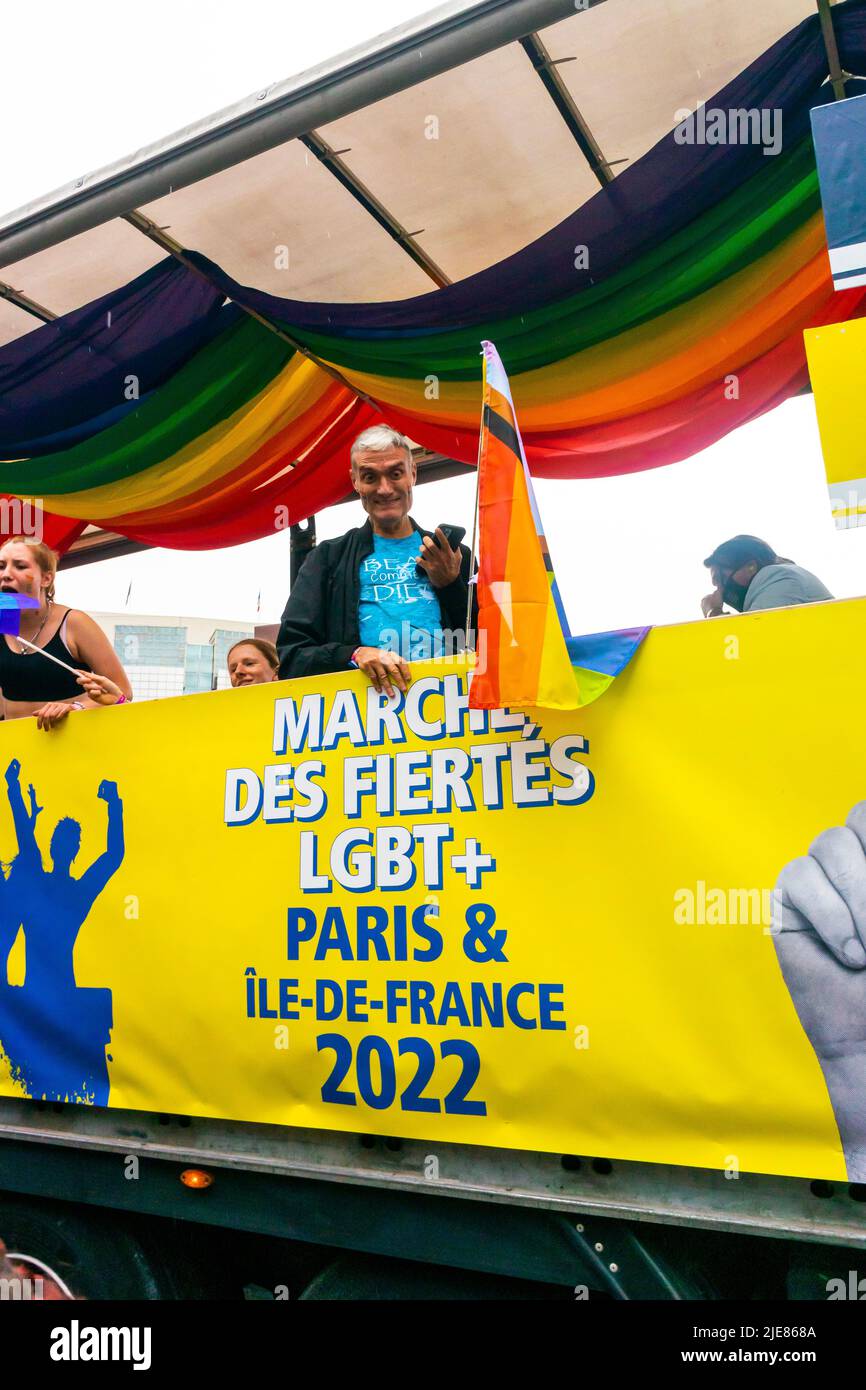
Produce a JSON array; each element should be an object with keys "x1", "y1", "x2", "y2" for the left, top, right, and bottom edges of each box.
[
  {"x1": 520, "y1": 31, "x2": 617, "y2": 185},
  {"x1": 2, "y1": 1098, "x2": 864, "y2": 1250},
  {"x1": 0, "y1": 281, "x2": 56, "y2": 324},
  {"x1": 289, "y1": 516, "x2": 317, "y2": 586},
  {"x1": 300, "y1": 133, "x2": 451, "y2": 287},
  {"x1": 0, "y1": 0, "x2": 607, "y2": 269},
  {"x1": 817, "y1": 0, "x2": 848, "y2": 100},
  {"x1": 0, "y1": 1130, "x2": 694, "y2": 1295},
  {"x1": 59, "y1": 530, "x2": 150, "y2": 570},
  {"x1": 122, "y1": 208, "x2": 379, "y2": 408}
]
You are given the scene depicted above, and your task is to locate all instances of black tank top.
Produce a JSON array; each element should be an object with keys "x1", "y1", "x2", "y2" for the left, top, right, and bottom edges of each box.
[{"x1": 0, "y1": 609, "x2": 93, "y2": 703}]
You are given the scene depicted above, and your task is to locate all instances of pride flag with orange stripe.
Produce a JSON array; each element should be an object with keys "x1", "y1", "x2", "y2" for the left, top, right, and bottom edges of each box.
[
  {"x1": 469, "y1": 342, "x2": 649, "y2": 711},
  {"x1": 469, "y1": 342, "x2": 581, "y2": 711}
]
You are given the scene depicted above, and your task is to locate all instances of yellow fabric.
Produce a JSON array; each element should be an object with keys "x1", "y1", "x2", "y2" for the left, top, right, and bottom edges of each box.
[
  {"x1": 326, "y1": 218, "x2": 827, "y2": 428},
  {"x1": 30, "y1": 355, "x2": 334, "y2": 520}
]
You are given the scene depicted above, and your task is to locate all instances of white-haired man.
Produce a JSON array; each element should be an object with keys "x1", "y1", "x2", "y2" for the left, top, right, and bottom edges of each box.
[{"x1": 277, "y1": 425, "x2": 475, "y2": 695}]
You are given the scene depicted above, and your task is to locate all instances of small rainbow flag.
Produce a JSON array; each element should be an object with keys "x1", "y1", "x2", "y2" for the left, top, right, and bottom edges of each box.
[
  {"x1": 469, "y1": 342, "x2": 648, "y2": 710},
  {"x1": 0, "y1": 593, "x2": 40, "y2": 635},
  {"x1": 566, "y1": 626, "x2": 651, "y2": 705}
]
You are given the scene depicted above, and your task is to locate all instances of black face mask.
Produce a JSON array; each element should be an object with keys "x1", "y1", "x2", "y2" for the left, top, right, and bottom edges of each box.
[{"x1": 721, "y1": 577, "x2": 750, "y2": 611}]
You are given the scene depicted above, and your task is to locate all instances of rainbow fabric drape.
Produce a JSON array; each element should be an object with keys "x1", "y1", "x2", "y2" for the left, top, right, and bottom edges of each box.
[{"x1": 3, "y1": 3, "x2": 866, "y2": 551}]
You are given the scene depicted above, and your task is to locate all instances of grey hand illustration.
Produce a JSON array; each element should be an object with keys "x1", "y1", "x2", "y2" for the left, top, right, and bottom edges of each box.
[{"x1": 773, "y1": 802, "x2": 866, "y2": 1181}]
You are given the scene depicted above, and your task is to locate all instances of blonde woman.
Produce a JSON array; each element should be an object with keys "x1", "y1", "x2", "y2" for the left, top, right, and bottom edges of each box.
[{"x1": 0, "y1": 537, "x2": 131, "y2": 730}]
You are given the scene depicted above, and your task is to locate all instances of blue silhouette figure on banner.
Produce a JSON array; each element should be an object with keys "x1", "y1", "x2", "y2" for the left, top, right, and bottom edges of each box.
[
  {"x1": 0, "y1": 758, "x2": 124, "y2": 1104},
  {"x1": 0, "y1": 775, "x2": 40, "y2": 972}
]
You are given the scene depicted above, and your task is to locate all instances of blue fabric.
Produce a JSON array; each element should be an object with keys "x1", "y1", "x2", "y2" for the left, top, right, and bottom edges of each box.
[
  {"x1": 0, "y1": 261, "x2": 239, "y2": 458},
  {"x1": 810, "y1": 85, "x2": 866, "y2": 292},
  {"x1": 811, "y1": 94, "x2": 866, "y2": 252},
  {"x1": 358, "y1": 534, "x2": 444, "y2": 657},
  {"x1": 11, "y1": 395, "x2": 154, "y2": 455},
  {"x1": 566, "y1": 626, "x2": 651, "y2": 677},
  {"x1": 0, "y1": 592, "x2": 38, "y2": 636}
]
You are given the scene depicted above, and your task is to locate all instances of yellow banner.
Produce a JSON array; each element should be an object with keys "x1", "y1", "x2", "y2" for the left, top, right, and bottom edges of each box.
[{"x1": 2, "y1": 598, "x2": 865, "y2": 1181}]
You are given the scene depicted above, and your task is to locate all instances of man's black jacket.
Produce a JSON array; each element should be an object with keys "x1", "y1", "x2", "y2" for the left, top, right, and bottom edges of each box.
[{"x1": 277, "y1": 518, "x2": 476, "y2": 680}]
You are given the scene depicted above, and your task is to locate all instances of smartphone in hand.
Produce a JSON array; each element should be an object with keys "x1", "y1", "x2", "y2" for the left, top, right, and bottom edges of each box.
[{"x1": 416, "y1": 524, "x2": 466, "y2": 579}]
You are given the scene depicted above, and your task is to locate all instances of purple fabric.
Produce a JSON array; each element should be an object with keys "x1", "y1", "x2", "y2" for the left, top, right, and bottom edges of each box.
[
  {"x1": 837, "y1": 6, "x2": 866, "y2": 71},
  {"x1": 0, "y1": 259, "x2": 238, "y2": 457},
  {"x1": 184, "y1": 3, "x2": 866, "y2": 333}
]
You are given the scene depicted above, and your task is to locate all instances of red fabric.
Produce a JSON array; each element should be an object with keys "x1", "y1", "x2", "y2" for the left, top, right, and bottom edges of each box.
[
  {"x1": 22, "y1": 283, "x2": 866, "y2": 551},
  {"x1": 105, "y1": 382, "x2": 353, "y2": 527},
  {"x1": 99, "y1": 400, "x2": 381, "y2": 549},
  {"x1": 0, "y1": 498, "x2": 85, "y2": 555},
  {"x1": 386, "y1": 285, "x2": 866, "y2": 479}
]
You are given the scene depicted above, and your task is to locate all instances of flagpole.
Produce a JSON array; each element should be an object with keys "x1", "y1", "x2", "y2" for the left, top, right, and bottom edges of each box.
[
  {"x1": 14, "y1": 636, "x2": 84, "y2": 677},
  {"x1": 464, "y1": 348, "x2": 486, "y2": 649}
]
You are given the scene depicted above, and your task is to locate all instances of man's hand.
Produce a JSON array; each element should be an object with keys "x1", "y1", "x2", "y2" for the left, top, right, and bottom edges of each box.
[
  {"x1": 34, "y1": 702, "x2": 74, "y2": 731},
  {"x1": 5, "y1": 758, "x2": 20, "y2": 786},
  {"x1": 353, "y1": 647, "x2": 411, "y2": 698},
  {"x1": 417, "y1": 529, "x2": 461, "y2": 589},
  {"x1": 97, "y1": 779, "x2": 120, "y2": 804},
  {"x1": 701, "y1": 587, "x2": 726, "y2": 618},
  {"x1": 773, "y1": 802, "x2": 866, "y2": 1178}
]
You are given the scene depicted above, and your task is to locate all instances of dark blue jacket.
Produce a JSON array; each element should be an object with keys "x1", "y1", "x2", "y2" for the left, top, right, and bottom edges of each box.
[{"x1": 277, "y1": 518, "x2": 476, "y2": 679}]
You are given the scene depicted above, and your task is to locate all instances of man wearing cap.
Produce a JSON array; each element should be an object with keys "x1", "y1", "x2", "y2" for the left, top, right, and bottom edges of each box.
[{"x1": 701, "y1": 535, "x2": 833, "y2": 618}]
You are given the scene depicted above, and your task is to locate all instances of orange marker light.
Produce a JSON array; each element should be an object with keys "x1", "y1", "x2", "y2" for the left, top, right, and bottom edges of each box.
[{"x1": 180, "y1": 1168, "x2": 214, "y2": 1190}]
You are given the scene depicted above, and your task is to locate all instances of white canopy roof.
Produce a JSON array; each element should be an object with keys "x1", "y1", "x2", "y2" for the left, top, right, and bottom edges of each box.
[{"x1": 0, "y1": 0, "x2": 818, "y2": 346}]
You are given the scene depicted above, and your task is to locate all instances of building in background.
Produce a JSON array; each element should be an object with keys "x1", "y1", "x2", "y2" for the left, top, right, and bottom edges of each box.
[{"x1": 92, "y1": 612, "x2": 255, "y2": 701}]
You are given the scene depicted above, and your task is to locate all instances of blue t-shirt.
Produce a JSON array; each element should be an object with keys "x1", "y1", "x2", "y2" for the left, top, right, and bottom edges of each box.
[{"x1": 358, "y1": 533, "x2": 444, "y2": 658}]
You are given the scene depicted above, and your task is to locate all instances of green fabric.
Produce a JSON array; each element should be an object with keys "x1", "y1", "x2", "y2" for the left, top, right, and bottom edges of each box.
[
  {"x1": 572, "y1": 666, "x2": 614, "y2": 707},
  {"x1": 0, "y1": 139, "x2": 820, "y2": 498},
  {"x1": 0, "y1": 317, "x2": 293, "y2": 494},
  {"x1": 292, "y1": 138, "x2": 819, "y2": 379}
]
